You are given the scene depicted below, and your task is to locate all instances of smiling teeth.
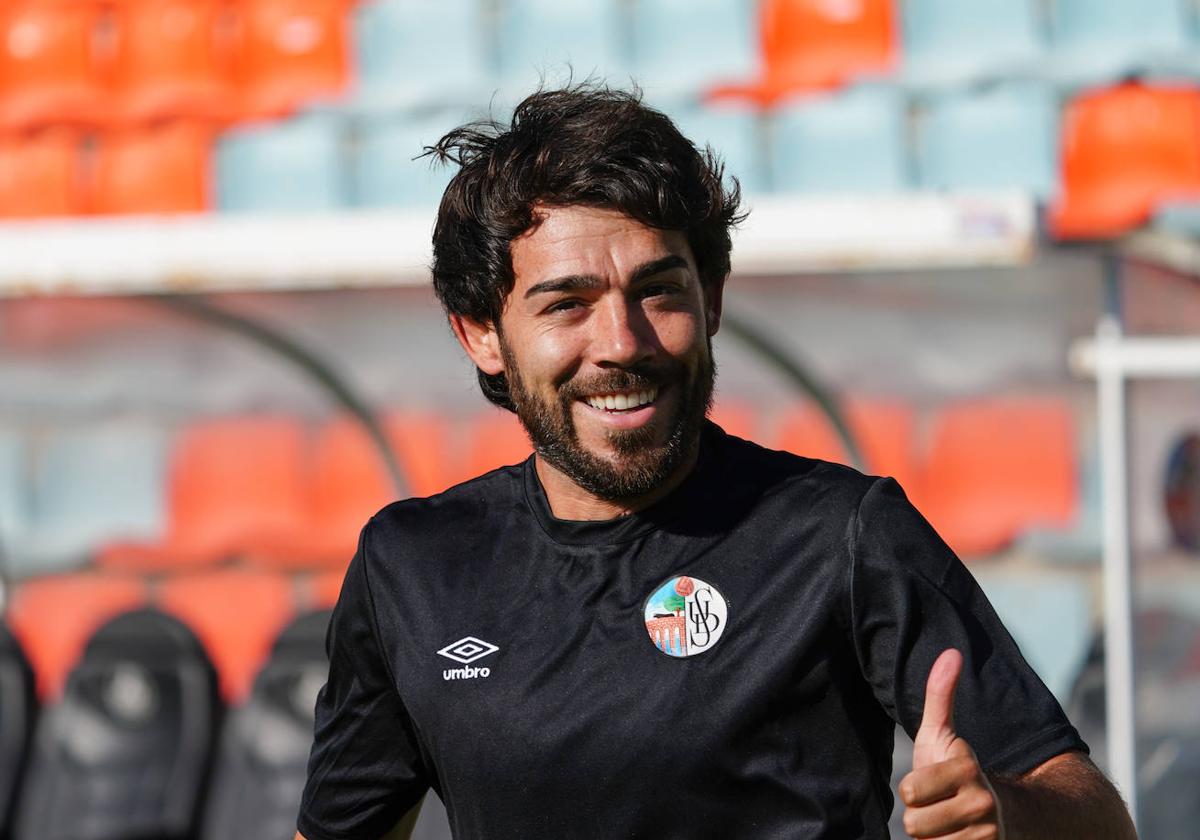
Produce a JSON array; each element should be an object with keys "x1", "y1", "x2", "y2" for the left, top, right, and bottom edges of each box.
[{"x1": 586, "y1": 388, "x2": 658, "y2": 411}]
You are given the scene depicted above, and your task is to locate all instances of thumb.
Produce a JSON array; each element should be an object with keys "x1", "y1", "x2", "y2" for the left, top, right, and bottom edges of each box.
[{"x1": 913, "y1": 648, "x2": 963, "y2": 768}]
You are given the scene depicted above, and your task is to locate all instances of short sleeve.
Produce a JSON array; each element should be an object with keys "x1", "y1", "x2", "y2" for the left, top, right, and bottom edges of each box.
[
  {"x1": 297, "y1": 522, "x2": 429, "y2": 840},
  {"x1": 849, "y1": 477, "x2": 1088, "y2": 776}
]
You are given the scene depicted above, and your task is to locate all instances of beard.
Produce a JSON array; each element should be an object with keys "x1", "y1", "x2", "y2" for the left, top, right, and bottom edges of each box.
[{"x1": 500, "y1": 338, "x2": 716, "y2": 503}]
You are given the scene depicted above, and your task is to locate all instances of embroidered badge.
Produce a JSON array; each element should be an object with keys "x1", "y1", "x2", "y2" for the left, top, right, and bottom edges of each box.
[{"x1": 643, "y1": 576, "x2": 727, "y2": 658}]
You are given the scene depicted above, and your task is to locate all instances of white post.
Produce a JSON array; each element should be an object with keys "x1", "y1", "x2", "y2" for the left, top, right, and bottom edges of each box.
[{"x1": 1095, "y1": 316, "x2": 1138, "y2": 825}]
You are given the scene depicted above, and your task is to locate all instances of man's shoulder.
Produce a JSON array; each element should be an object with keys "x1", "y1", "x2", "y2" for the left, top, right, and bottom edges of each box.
[{"x1": 367, "y1": 461, "x2": 527, "y2": 543}]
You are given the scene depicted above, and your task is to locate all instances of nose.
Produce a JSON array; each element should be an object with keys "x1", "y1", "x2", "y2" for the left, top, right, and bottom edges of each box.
[{"x1": 590, "y1": 295, "x2": 654, "y2": 368}]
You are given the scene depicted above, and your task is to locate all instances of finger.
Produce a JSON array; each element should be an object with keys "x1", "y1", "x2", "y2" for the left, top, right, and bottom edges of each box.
[
  {"x1": 916, "y1": 648, "x2": 963, "y2": 750},
  {"x1": 898, "y1": 752, "x2": 980, "y2": 807},
  {"x1": 902, "y1": 784, "x2": 999, "y2": 838}
]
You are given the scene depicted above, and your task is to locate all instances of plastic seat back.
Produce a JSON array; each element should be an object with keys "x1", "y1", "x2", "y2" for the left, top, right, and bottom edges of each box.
[
  {"x1": 353, "y1": 0, "x2": 488, "y2": 110},
  {"x1": 200, "y1": 609, "x2": 331, "y2": 840},
  {"x1": 0, "y1": 2, "x2": 105, "y2": 131},
  {"x1": 0, "y1": 623, "x2": 37, "y2": 838},
  {"x1": 1050, "y1": 0, "x2": 1188, "y2": 82},
  {"x1": 916, "y1": 82, "x2": 1057, "y2": 197},
  {"x1": 631, "y1": 0, "x2": 756, "y2": 97},
  {"x1": 462, "y1": 411, "x2": 532, "y2": 484},
  {"x1": 770, "y1": 85, "x2": 907, "y2": 193},
  {"x1": 216, "y1": 114, "x2": 346, "y2": 212},
  {"x1": 0, "y1": 129, "x2": 83, "y2": 218},
  {"x1": 666, "y1": 99, "x2": 766, "y2": 193},
  {"x1": 901, "y1": 0, "x2": 1043, "y2": 86},
  {"x1": 1050, "y1": 82, "x2": 1200, "y2": 239},
  {"x1": 231, "y1": 0, "x2": 351, "y2": 119},
  {"x1": 91, "y1": 121, "x2": 213, "y2": 214},
  {"x1": 351, "y1": 109, "x2": 465, "y2": 208},
  {"x1": 14, "y1": 609, "x2": 220, "y2": 840},
  {"x1": 0, "y1": 427, "x2": 29, "y2": 569},
  {"x1": 497, "y1": 0, "x2": 624, "y2": 93},
  {"x1": 108, "y1": 0, "x2": 235, "y2": 123}
]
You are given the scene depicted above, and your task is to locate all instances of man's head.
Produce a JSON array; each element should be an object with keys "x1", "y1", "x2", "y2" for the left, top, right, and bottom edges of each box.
[{"x1": 428, "y1": 84, "x2": 745, "y2": 502}]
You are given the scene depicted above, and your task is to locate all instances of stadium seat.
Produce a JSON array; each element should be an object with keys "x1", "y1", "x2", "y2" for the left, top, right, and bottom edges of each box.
[
  {"x1": 0, "y1": 622, "x2": 36, "y2": 839},
  {"x1": 915, "y1": 82, "x2": 1058, "y2": 198},
  {"x1": 725, "y1": 0, "x2": 898, "y2": 103},
  {"x1": 0, "y1": 427, "x2": 28, "y2": 567},
  {"x1": 911, "y1": 397, "x2": 1077, "y2": 559},
  {"x1": 309, "y1": 567, "x2": 345, "y2": 609},
  {"x1": 216, "y1": 114, "x2": 346, "y2": 212},
  {"x1": 99, "y1": 416, "x2": 310, "y2": 571},
  {"x1": 7, "y1": 421, "x2": 168, "y2": 578},
  {"x1": 496, "y1": 0, "x2": 624, "y2": 95},
  {"x1": 14, "y1": 609, "x2": 220, "y2": 840},
  {"x1": 709, "y1": 402, "x2": 759, "y2": 442},
  {"x1": 774, "y1": 398, "x2": 920, "y2": 492},
  {"x1": 630, "y1": 0, "x2": 757, "y2": 98},
  {"x1": 231, "y1": 0, "x2": 351, "y2": 120},
  {"x1": 0, "y1": 130, "x2": 83, "y2": 219},
  {"x1": 91, "y1": 121, "x2": 213, "y2": 214},
  {"x1": 352, "y1": 0, "x2": 489, "y2": 110},
  {"x1": 1049, "y1": 0, "x2": 1190, "y2": 85},
  {"x1": 769, "y1": 85, "x2": 908, "y2": 193},
  {"x1": 200, "y1": 609, "x2": 331, "y2": 840},
  {"x1": 350, "y1": 108, "x2": 464, "y2": 208},
  {"x1": 158, "y1": 567, "x2": 295, "y2": 703},
  {"x1": 900, "y1": 0, "x2": 1043, "y2": 88},
  {"x1": 0, "y1": 2, "x2": 106, "y2": 131},
  {"x1": 1049, "y1": 83, "x2": 1200, "y2": 240},
  {"x1": 1021, "y1": 441, "x2": 1102, "y2": 563},
  {"x1": 107, "y1": 0, "x2": 235, "y2": 123},
  {"x1": 665, "y1": 99, "x2": 766, "y2": 193},
  {"x1": 5, "y1": 573, "x2": 148, "y2": 701},
  {"x1": 462, "y1": 411, "x2": 532, "y2": 483},
  {"x1": 1154, "y1": 199, "x2": 1200, "y2": 237}
]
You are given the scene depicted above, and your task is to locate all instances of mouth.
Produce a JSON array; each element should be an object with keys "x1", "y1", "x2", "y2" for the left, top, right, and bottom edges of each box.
[{"x1": 582, "y1": 387, "x2": 659, "y2": 413}]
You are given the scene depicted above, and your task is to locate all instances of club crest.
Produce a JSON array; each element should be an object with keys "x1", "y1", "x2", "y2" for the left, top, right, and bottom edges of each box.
[{"x1": 643, "y1": 575, "x2": 727, "y2": 658}]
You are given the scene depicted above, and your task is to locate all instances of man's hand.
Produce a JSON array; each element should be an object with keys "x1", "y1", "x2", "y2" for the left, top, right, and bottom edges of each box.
[{"x1": 899, "y1": 648, "x2": 1004, "y2": 839}]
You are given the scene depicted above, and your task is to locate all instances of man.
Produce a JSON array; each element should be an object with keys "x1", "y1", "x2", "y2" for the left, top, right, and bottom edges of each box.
[{"x1": 296, "y1": 85, "x2": 1136, "y2": 839}]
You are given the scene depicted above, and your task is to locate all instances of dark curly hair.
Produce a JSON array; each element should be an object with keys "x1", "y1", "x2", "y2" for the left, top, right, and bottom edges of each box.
[{"x1": 425, "y1": 82, "x2": 747, "y2": 411}]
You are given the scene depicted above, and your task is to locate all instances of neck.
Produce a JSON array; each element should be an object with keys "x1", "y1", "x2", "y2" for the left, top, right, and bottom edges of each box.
[{"x1": 534, "y1": 442, "x2": 701, "y2": 521}]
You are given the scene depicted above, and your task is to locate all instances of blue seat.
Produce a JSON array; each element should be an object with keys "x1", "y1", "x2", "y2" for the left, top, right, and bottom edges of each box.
[
  {"x1": 11, "y1": 422, "x2": 167, "y2": 577},
  {"x1": 1155, "y1": 200, "x2": 1200, "y2": 236},
  {"x1": 901, "y1": 0, "x2": 1044, "y2": 87},
  {"x1": 0, "y1": 429, "x2": 27, "y2": 569},
  {"x1": 352, "y1": 0, "x2": 490, "y2": 111},
  {"x1": 630, "y1": 0, "x2": 757, "y2": 98},
  {"x1": 1049, "y1": 0, "x2": 1190, "y2": 84},
  {"x1": 1021, "y1": 442, "x2": 1102, "y2": 564},
  {"x1": 351, "y1": 109, "x2": 467, "y2": 208},
  {"x1": 770, "y1": 86, "x2": 908, "y2": 193},
  {"x1": 216, "y1": 115, "x2": 346, "y2": 213},
  {"x1": 915, "y1": 82, "x2": 1058, "y2": 197},
  {"x1": 497, "y1": 0, "x2": 625, "y2": 95},
  {"x1": 665, "y1": 101, "x2": 765, "y2": 194}
]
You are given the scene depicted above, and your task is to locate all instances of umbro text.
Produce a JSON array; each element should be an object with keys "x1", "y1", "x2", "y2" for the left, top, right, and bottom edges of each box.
[{"x1": 443, "y1": 666, "x2": 491, "y2": 681}]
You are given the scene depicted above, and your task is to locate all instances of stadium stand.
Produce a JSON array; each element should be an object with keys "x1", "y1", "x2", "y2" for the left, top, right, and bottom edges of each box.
[
  {"x1": 0, "y1": 428, "x2": 28, "y2": 568},
  {"x1": 0, "y1": 622, "x2": 36, "y2": 840},
  {"x1": 1050, "y1": 82, "x2": 1200, "y2": 239},
  {"x1": 899, "y1": 0, "x2": 1043, "y2": 88},
  {"x1": 350, "y1": 108, "x2": 464, "y2": 208},
  {"x1": 352, "y1": 0, "x2": 490, "y2": 110},
  {"x1": 769, "y1": 85, "x2": 907, "y2": 193},
  {"x1": 200, "y1": 609, "x2": 331, "y2": 840},
  {"x1": 496, "y1": 0, "x2": 625, "y2": 96},
  {"x1": 92, "y1": 121, "x2": 213, "y2": 214},
  {"x1": 216, "y1": 113, "x2": 346, "y2": 212},
  {"x1": 462, "y1": 410, "x2": 534, "y2": 484},
  {"x1": 630, "y1": 0, "x2": 757, "y2": 98},
  {"x1": 1048, "y1": 0, "x2": 1192, "y2": 85},
  {"x1": 14, "y1": 609, "x2": 220, "y2": 840},
  {"x1": 0, "y1": 129, "x2": 83, "y2": 219},
  {"x1": 0, "y1": 1, "x2": 105, "y2": 131},
  {"x1": 665, "y1": 98, "x2": 766, "y2": 193}
]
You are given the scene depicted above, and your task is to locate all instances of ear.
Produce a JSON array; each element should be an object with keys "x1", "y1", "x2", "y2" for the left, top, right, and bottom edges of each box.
[
  {"x1": 449, "y1": 313, "x2": 505, "y2": 376},
  {"x1": 703, "y1": 274, "x2": 727, "y2": 337}
]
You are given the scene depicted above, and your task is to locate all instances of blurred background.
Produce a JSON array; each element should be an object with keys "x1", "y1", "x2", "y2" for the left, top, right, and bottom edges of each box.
[{"x1": 1, "y1": 0, "x2": 1199, "y2": 838}]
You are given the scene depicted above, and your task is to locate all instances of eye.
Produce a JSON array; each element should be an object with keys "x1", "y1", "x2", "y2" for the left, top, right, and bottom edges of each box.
[
  {"x1": 544, "y1": 298, "x2": 584, "y2": 314},
  {"x1": 640, "y1": 282, "x2": 681, "y2": 299}
]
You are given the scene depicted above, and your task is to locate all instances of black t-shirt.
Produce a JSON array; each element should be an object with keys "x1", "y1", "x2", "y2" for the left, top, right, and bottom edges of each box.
[{"x1": 298, "y1": 422, "x2": 1086, "y2": 840}]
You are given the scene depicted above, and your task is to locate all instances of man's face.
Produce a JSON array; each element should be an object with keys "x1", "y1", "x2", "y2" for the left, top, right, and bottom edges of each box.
[{"x1": 494, "y1": 205, "x2": 723, "y2": 502}]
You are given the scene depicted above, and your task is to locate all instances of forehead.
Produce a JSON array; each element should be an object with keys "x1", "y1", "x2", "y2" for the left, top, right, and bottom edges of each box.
[{"x1": 509, "y1": 206, "x2": 694, "y2": 290}]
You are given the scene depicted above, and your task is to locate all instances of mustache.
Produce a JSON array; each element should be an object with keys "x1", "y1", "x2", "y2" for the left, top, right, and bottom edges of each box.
[{"x1": 557, "y1": 363, "x2": 681, "y2": 401}]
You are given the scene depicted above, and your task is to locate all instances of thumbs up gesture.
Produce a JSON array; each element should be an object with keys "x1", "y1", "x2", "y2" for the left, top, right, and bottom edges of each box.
[{"x1": 899, "y1": 649, "x2": 1006, "y2": 839}]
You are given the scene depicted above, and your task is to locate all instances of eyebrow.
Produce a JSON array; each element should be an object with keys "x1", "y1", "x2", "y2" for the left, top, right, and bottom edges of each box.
[{"x1": 523, "y1": 254, "x2": 690, "y2": 300}]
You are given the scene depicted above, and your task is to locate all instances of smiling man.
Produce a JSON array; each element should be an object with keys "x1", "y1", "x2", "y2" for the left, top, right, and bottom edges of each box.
[{"x1": 295, "y1": 86, "x2": 1136, "y2": 840}]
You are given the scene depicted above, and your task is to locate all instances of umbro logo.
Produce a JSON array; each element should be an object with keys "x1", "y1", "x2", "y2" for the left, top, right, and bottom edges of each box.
[{"x1": 438, "y1": 636, "x2": 498, "y2": 681}]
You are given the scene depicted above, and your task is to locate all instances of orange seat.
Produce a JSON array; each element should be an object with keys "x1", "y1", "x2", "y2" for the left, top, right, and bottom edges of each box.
[
  {"x1": 715, "y1": 0, "x2": 898, "y2": 104},
  {"x1": 106, "y1": 0, "x2": 235, "y2": 124},
  {"x1": 308, "y1": 567, "x2": 346, "y2": 609},
  {"x1": 775, "y1": 398, "x2": 920, "y2": 492},
  {"x1": 230, "y1": 0, "x2": 351, "y2": 119},
  {"x1": 461, "y1": 411, "x2": 533, "y2": 483},
  {"x1": 709, "y1": 401, "x2": 758, "y2": 440},
  {"x1": 0, "y1": 2, "x2": 106, "y2": 131},
  {"x1": 0, "y1": 129, "x2": 82, "y2": 218},
  {"x1": 1050, "y1": 82, "x2": 1200, "y2": 240},
  {"x1": 100, "y1": 416, "x2": 310, "y2": 571},
  {"x1": 911, "y1": 397, "x2": 1077, "y2": 559},
  {"x1": 6, "y1": 573, "x2": 148, "y2": 701},
  {"x1": 157, "y1": 567, "x2": 294, "y2": 702},
  {"x1": 91, "y1": 121, "x2": 212, "y2": 214}
]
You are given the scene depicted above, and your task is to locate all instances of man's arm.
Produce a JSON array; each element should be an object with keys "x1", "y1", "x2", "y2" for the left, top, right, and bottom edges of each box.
[
  {"x1": 899, "y1": 649, "x2": 1137, "y2": 839},
  {"x1": 294, "y1": 795, "x2": 424, "y2": 840}
]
